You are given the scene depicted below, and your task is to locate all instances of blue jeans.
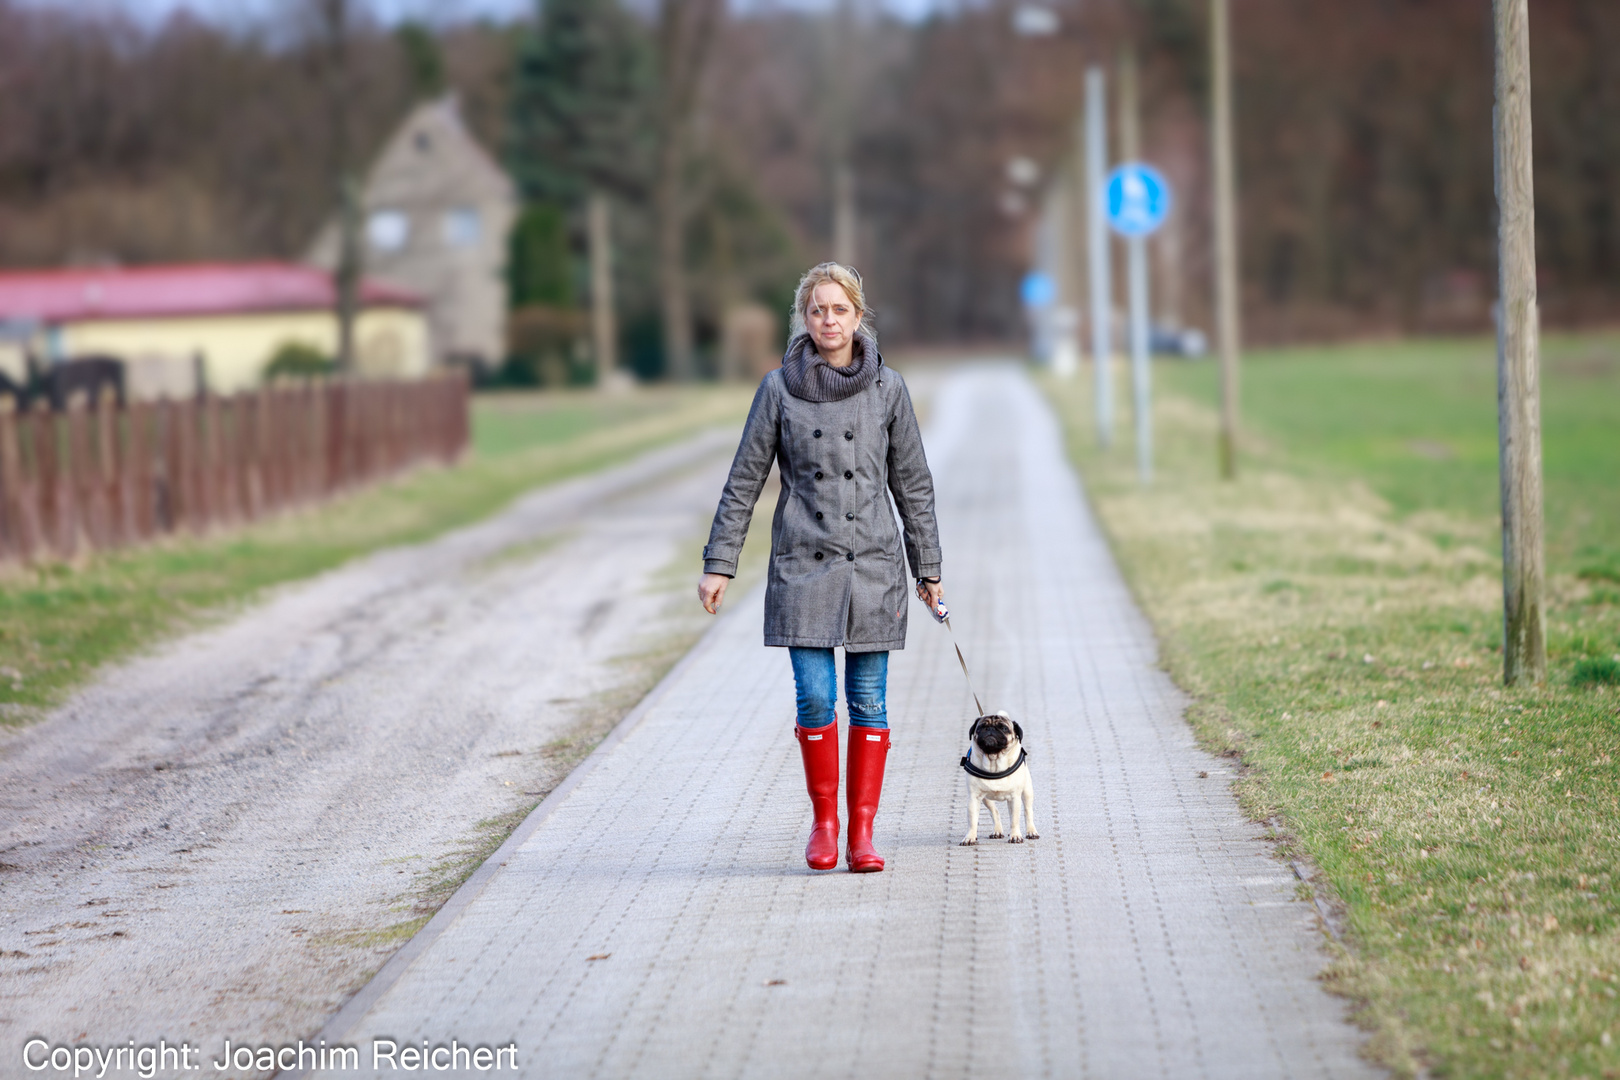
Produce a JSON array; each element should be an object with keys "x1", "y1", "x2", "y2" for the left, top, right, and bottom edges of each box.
[{"x1": 789, "y1": 648, "x2": 889, "y2": 730}]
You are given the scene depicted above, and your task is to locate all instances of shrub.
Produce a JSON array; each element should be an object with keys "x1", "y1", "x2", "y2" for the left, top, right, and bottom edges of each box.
[{"x1": 263, "y1": 342, "x2": 336, "y2": 381}]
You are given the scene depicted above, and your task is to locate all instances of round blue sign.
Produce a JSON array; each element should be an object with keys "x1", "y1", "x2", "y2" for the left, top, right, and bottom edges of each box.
[
  {"x1": 1020, "y1": 271, "x2": 1056, "y2": 308},
  {"x1": 1105, "y1": 163, "x2": 1172, "y2": 237}
]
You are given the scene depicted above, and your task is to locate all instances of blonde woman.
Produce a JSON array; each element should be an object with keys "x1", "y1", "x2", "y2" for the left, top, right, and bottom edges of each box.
[{"x1": 698, "y1": 263, "x2": 943, "y2": 873}]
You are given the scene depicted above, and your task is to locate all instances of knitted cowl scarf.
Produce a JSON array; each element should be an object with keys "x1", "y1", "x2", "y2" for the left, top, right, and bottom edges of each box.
[{"x1": 779, "y1": 332, "x2": 882, "y2": 403}]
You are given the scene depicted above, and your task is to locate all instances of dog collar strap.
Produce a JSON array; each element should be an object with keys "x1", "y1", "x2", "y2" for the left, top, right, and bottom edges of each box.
[{"x1": 960, "y1": 747, "x2": 1027, "y2": 780}]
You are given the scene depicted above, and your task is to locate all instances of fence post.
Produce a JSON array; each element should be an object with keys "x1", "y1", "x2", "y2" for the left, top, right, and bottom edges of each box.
[
  {"x1": 125, "y1": 401, "x2": 152, "y2": 542},
  {"x1": 0, "y1": 398, "x2": 29, "y2": 561},
  {"x1": 97, "y1": 387, "x2": 127, "y2": 548},
  {"x1": 32, "y1": 401, "x2": 69, "y2": 557}
]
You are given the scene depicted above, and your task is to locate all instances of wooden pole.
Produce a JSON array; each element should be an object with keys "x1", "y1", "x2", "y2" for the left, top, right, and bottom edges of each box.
[
  {"x1": 1493, "y1": 0, "x2": 1546, "y2": 686},
  {"x1": 1210, "y1": 0, "x2": 1241, "y2": 479}
]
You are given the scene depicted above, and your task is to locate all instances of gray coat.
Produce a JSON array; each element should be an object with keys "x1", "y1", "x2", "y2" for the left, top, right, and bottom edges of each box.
[{"x1": 702, "y1": 365, "x2": 941, "y2": 652}]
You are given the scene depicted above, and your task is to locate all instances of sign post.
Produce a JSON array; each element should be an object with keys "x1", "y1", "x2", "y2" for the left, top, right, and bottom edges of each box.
[{"x1": 1105, "y1": 163, "x2": 1172, "y2": 484}]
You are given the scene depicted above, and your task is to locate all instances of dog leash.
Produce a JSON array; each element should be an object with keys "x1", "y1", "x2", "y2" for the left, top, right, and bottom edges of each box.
[
  {"x1": 920, "y1": 579, "x2": 978, "y2": 722},
  {"x1": 917, "y1": 580, "x2": 984, "y2": 716},
  {"x1": 918, "y1": 582, "x2": 1030, "y2": 778}
]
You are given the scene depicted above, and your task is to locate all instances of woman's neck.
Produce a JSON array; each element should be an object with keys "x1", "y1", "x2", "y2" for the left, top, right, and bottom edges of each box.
[{"x1": 817, "y1": 337, "x2": 857, "y2": 369}]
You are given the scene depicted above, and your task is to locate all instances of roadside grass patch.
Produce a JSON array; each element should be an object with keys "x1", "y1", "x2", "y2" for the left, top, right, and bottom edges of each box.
[
  {"x1": 1042, "y1": 334, "x2": 1620, "y2": 1080},
  {"x1": 0, "y1": 385, "x2": 751, "y2": 724},
  {"x1": 1572, "y1": 657, "x2": 1620, "y2": 688}
]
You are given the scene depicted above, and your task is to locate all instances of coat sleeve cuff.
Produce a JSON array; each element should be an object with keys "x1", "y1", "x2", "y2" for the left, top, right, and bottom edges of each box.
[
  {"x1": 703, "y1": 558, "x2": 738, "y2": 577},
  {"x1": 913, "y1": 554, "x2": 942, "y2": 579}
]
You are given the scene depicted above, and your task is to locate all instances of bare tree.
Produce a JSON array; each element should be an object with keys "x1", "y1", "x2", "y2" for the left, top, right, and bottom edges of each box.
[
  {"x1": 314, "y1": 0, "x2": 363, "y2": 373},
  {"x1": 655, "y1": 0, "x2": 724, "y2": 380}
]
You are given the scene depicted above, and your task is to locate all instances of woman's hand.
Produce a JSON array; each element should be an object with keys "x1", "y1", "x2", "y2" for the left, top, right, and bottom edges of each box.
[
  {"x1": 917, "y1": 578, "x2": 945, "y2": 611},
  {"x1": 698, "y1": 573, "x2": 731, "y2": 615}
]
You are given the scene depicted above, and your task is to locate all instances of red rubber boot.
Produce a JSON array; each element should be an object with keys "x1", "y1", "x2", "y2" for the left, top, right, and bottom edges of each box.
[
  {"x1": 795, "y1": 720, "x2": 841, "y2": 870},
  {"x1": 845, "y1": 726, "x2": 890, "y2": 873}
]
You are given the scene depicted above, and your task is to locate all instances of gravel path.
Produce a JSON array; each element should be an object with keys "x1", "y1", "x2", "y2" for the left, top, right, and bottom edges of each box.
[
  {"x1": 303, "y1": 365, "x2": 1381, "y2": 1080},
  {"x1": 0, "y1": 429, "x2": 742, "y2": 1066}
]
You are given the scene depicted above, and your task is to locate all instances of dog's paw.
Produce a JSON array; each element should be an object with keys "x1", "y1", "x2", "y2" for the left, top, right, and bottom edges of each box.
[
  {"x1": 987, "y1": 832, "x2": 1005, "y2": 840},
  {"x1": 1008, "y1": 835, "x2": 1025, "y2": 844},
  {"x1": 959, "y1": 838, "x2": 978, "y2": 846},
  {"x1": 1027, "y1": 832, "x2": 1040, "y2": 840}
]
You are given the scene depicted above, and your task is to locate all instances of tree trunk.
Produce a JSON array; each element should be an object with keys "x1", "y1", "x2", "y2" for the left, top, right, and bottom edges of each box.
[
  {"x1": 320, "y1": 0, "x2": 361, "y2": 374},
  {"x1": 654, "y1": 0, "x2": 723, "y2": 382},
  {"x1": 588, "y1": 191, "x2": 618, "y2": 382}
]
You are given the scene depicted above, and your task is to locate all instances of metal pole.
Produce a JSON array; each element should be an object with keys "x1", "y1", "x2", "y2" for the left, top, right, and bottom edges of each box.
[
  {"x1": 1210, "y1": 0, "x2": 1241, "y2": 478},
  {"x1": 1084, "y1": 67, "x2": 1112, "y2": 448},
  {"x1": 1492, "y1": 0, "x2": 1546, "y2": 685}
]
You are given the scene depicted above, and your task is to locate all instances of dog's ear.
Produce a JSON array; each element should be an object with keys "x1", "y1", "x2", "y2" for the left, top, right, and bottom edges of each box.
[
  {"x1": 1013, "y1": 721, "x2": 1024, "y2": 743},
  {"x1": 967, "y1": 717, "x2": 980, "y2": 739}
]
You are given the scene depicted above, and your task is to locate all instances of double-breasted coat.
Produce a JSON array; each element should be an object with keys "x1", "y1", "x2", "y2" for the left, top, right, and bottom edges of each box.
[{"x1": 702, "y1": 360, "x2": 941, "y2": 652}]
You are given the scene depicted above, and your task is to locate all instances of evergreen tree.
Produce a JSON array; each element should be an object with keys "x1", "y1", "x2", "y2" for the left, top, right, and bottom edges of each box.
[
  {"x1": 507, "y1": 202, "x2": 575, "y2": 308},
  {"x1": 505, "y1": 0, "x2": 654, "y2": 205}
]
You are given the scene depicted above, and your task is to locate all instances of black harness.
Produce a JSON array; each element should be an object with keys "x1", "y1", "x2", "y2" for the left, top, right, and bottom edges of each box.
[{"x1": 960, "y1": 747, "x2": 1028, "y2": 781}]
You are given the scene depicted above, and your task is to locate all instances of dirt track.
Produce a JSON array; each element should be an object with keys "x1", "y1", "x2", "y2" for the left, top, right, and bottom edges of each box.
[{"x1": 0, "y1": 430, "x2": 742, "y2": 1059}]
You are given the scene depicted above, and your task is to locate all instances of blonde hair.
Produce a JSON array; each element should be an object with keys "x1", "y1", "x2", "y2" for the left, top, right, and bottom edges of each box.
[{"x1": 789, "y1": 262, "x2": 876, "y2": 345}]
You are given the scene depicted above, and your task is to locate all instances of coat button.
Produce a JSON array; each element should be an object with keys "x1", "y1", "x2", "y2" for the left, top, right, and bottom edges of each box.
[
  {"x1": 814, "y1": 551, "x2": 824, "y2": 561},
  {"x1": 815, "y1": 471, "x2": 823, "y2": 480},
  {"x1": 846, "y1": 512, "x2": 854, "y2": 520},
  {"x1": 815, "y1": 511, "x2": 823, "y2": 520},
  {"x1": 846, "y1": 552, "x2": 854, "y2": 561},
  {"x1": 813, "y1": 429, "x2": 822, "y2": 438},
  {"x1": 843, "y1": 469, "x2": 853, "y2": 479},
  {"x1": 844, "y1": 431, "x2": 853, "y2": 440}
]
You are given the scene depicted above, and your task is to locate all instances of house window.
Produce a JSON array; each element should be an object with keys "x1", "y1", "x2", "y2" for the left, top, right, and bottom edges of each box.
[
  {"x1": 442, "y1": 207, "x2": 481, "y2": 248},
  {"x1": 367, "y1": 210, "x2": 410, "y2": 253}
]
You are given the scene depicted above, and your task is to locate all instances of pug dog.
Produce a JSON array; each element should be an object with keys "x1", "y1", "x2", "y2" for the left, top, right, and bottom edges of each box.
[{"x1": 959, "y1": 711, "x2": 1039, "y2": 845}]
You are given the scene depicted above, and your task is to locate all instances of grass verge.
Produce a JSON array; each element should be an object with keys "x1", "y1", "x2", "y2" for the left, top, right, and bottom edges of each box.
[
  {"x1": 1042, "y1": 335, "x2": 1620, "y2": 1080},
  {"x1": 0, "y1": 384, "x2": 752, "y2": 724}
]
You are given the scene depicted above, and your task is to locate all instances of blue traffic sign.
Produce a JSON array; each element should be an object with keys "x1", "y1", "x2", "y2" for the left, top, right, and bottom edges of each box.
[
  {"x1": 1105, "y1": 164, "x2": 1172, "y2": 237},
  {"x1": 1020, "y1": 271, "x2": 1056, "y2": 308}
]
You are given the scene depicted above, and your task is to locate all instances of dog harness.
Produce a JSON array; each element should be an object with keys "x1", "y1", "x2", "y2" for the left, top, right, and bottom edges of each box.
[{"x1": 960, "y1": 747, "x2": 1028, "y2": 780}]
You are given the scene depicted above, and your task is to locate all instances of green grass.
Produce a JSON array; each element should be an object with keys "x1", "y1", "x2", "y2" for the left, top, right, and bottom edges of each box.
[
  {"x1": 1156, "y1": 332, "x2": 1620, "y2": 579},
  {"x1": 0, "y1": 385, "x2": 752, "y2": 723},
  {"x1": 1043, "y1": 335, "x2": 1620, "y2": 1079}
]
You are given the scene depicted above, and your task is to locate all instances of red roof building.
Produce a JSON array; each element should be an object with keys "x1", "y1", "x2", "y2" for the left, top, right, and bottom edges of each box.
[{"x1": 0, "y1": 263, "x2": 429, "y2": 396}]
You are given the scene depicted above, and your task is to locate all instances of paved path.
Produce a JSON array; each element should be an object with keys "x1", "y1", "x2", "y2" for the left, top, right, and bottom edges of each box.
[
  {"x1": 0, "y1": 431, "x2": 742, "y2": 1058},
  {"x1": 312, "y1": 366, "x2": 1378, "y2": 1079}
]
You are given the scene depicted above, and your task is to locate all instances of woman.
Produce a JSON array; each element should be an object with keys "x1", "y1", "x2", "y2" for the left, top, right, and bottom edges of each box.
[{"x1": 698, "y1": 262, "x2": 943, "y2": 873}]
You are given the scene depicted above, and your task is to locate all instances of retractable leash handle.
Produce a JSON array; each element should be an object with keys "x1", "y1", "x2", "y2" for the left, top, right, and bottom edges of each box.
[{"x1": 916, "y1": 578, "x2": 984, "y2": 717}]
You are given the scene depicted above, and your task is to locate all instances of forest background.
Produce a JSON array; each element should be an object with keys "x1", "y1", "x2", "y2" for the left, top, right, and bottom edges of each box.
[{"x1": 1, "y1": 0, "x2": 1618, "y2": 377}]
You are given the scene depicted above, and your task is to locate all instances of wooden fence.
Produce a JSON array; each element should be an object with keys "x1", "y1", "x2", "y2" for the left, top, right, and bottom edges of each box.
[{"x1": 0, "y1": 371, "x2": 469, "y2": 564}]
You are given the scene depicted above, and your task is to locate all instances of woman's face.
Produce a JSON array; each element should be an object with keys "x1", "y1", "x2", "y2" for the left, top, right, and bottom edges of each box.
[{"x1": 805, "y1": 282, "x2": 862, "y2": 355}]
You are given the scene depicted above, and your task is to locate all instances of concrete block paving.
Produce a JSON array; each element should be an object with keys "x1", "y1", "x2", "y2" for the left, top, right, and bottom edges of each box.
[{"x1": 311, "y1": 366, "x2": 1379, "y2": 1079}]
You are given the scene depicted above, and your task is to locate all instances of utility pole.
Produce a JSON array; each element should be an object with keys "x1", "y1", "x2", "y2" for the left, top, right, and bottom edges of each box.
[
  {"x1": 588, "y1": 192, "x2": 618, "y2": 383},
  {"x1": 1492, "y1": 0, "x2": 1546, "y2": 685},
  {"x1": 1084, "y1": 66, "x2": 1113, "y2": 448},
  {"x1": 1210, "y1": 0, "x2": 1241, "y2": 478}
]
